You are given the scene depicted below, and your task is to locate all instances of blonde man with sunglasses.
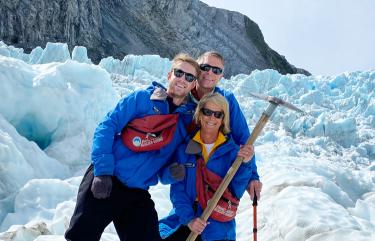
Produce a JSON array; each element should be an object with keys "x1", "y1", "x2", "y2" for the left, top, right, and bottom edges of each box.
[{"x1": 65, "y1": 53, "x2": 199, "y2": 241}]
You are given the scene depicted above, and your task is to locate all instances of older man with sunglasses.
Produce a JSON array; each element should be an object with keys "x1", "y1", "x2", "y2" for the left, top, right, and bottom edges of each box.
[
  {"x1": 65, "y1": 53, "x2": 199, "y2": 241},
  {"x1": 190, "y1": 51, "x2": 262, "y2": 201}
]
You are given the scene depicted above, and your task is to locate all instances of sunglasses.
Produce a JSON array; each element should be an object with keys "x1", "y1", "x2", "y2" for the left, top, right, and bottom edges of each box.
[
  {"x1": 201, "y1": 108, "x2": 224, "y2": 119},
  {"x1": 199, "y1": 64, "x2": 223, "y2": 75},
  {"x1": 173, "y1": 68, "x2": 197, "y2": 82}
]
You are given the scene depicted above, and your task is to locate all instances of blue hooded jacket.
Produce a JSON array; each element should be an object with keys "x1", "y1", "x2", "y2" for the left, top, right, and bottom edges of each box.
[
  {"x1": 91, "y1": 82, "x2": 195, "y2": 190},
  {"x1": 159, "y1": 135, "x2": 259, "y2": 241}
]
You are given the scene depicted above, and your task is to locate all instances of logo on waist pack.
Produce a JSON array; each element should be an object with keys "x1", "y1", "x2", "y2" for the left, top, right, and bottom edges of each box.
[
  {"x1": 141, "y1": 136, "x2": 164, "y2": 146},
  {"x1": 132, "y1": 137, "x2": 142, "y2": 147}
]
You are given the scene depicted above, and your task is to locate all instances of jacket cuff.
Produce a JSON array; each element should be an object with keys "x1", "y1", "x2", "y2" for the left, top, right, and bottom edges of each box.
[
  {"x1": 92, "y1": 154, "x2": 115, "y2": 176},
  {"x1": 179, "y1": 212, "x2": 195, "y2": 226},
  {"x1": 159, "y1": 167, "x2": 177, "y2": 185}
]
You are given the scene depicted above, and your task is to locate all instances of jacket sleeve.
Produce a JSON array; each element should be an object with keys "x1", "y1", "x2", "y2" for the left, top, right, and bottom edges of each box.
[
  {"x1": 158, "y1": 131, "x2": 190, "y2": 185},
  {"x1": 229, "y1": 153, "x2": 256, "y2": 199},
  {"x1": 169, "y1": 147, "x2": 196, "y2": 225},
  {"x1": 227, "y1": 93, "x2": 250, "y2": 145},
  {"x1": 158, "y1": 165, "x2": 175, "y2": 185},
  {"x1": 170, "y1": 180, "x2": 195, "y2": 225},
  {"x1": 249, "y1": 155, "x2": 260, "y2": 181},
  {"x1": 91, "y1": 91, "x2": 143, "y2": 176}
]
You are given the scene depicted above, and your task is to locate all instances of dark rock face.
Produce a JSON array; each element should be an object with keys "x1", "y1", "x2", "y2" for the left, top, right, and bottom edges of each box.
[
  {"x1": 0, "y1": 0, "x2": 103, "y2": 60},
  {"x1": 0, "y1": 0, "x2": 307, "y2": 76}
]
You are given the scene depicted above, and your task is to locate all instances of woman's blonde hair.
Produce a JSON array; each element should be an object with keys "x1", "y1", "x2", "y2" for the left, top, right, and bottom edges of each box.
[{"x1": 194, "y1": 93, "x2": 230, "y2": 134}]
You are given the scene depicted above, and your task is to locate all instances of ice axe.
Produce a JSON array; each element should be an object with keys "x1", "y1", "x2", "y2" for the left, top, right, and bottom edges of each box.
[{"x1": 186, "y1": 93, "x2": 304, "y2": 241}]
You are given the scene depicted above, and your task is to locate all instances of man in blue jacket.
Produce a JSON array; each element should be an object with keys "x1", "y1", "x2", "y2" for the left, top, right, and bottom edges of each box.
[
  {"x1": 190, "y1": 51, "x2": 262, "y2": 200},
  {"x1": 65, "y1": 53, "x2": 200, "y2": 241}
]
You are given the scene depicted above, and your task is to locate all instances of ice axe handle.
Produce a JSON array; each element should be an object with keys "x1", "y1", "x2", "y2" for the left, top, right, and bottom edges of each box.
[
  {"x1": 186, "y1": 103, "x2": 278, "y2": 241},
  {"x1": 247, "y1": 103, "x2": 277, "y2": 145}
]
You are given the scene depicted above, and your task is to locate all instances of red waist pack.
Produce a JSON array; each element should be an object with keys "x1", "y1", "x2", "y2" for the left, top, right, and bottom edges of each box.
[
  {"x1": 121, "y1": 114, "x2": 178, "y2": 152},
  {"x1": 196, "y1": 158, "x2": 240, "y2": 222}
]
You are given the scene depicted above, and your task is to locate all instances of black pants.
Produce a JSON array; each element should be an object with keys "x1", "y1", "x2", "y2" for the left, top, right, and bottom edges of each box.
[
  {"x1": 65, "y1": 165, "x2": 161, "y2": 241},
  {"x1": 163, "y1": 225, "x2": 234, "y2": 241}
]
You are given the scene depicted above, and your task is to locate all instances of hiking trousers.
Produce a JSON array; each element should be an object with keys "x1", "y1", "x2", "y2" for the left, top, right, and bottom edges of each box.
[{"x1": 65, "y1": 165, "x2": 162, "y2": 241}]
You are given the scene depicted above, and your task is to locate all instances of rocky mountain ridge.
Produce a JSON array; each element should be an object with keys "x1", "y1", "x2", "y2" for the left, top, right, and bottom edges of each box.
[{"x1": 0, "y1": 0, "x2": 308, "y2": 76}]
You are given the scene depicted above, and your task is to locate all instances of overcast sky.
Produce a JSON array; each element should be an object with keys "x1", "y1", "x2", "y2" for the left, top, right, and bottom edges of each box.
[{"x1": 201, "y1": 0, "x2": 375, "y2": 75}]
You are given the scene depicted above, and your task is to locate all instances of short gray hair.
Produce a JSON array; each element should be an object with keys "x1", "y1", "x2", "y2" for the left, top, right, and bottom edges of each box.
[{"x1": 196, "y1": 51, "x2": 225, "y2": 66}]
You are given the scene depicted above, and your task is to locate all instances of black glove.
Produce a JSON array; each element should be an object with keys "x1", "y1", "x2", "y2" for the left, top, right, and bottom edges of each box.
[
  {"x1": 91, "y1": 175, "x2": 112, "y2": 199},
  {"x1": 169, "y1": 162, "x2": 185, "y2": 181}
]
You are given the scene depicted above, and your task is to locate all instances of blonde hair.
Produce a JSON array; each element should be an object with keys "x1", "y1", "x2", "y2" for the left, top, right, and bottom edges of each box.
[
  {"x1": 171, "y1": 53, "x2": 200, "y2": 77},
  {"x1": 194, "y1": 93, "x2": 230, "y2": 134},
  {"x1": 196, "y1": 51, "x2": 225, "y2": 66}
]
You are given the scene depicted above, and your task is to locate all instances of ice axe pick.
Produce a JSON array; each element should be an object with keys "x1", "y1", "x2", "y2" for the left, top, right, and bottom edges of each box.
[{"x1": 186, "y1": 93, "x2": 304, "y2": 241}]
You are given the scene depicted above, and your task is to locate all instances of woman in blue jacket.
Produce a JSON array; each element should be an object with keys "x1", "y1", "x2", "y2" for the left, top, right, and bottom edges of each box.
[{"x1": 159, "y1": 93, "x2": 259, "y2": 241}]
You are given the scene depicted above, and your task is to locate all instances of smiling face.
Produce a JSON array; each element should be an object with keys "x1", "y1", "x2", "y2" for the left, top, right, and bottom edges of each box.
[
  {"x1": 199, "y1": 101, "x2": 224, "y2": 135},
  {"x1": 197, "y1": 55, "x2": 224, "y2": 92},
  {"x1": 167, "y1": 61, "x2": 197, "y2": 99},
  {"x1": 194, "y1": 93, "x2": 231, "y2": 136}
]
